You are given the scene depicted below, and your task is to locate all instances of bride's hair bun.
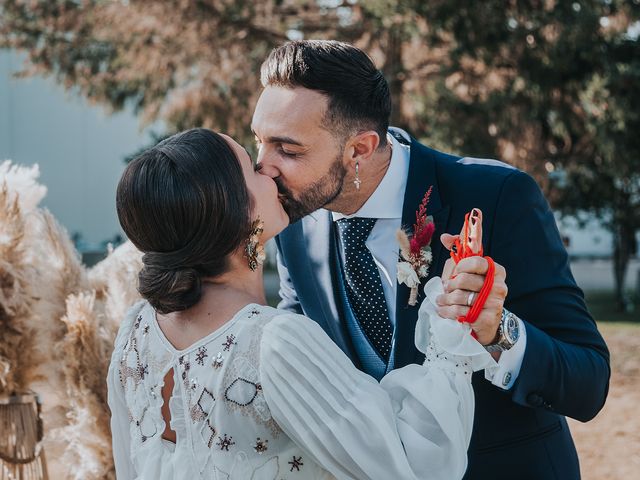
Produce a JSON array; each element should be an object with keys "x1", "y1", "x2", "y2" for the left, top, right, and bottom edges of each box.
[
  {"x1": 115, "y1": 128, "x2": 253, "y2": 314},
  {"x1": 138, "y1": 264, "x2": 202, "y2": 314}
]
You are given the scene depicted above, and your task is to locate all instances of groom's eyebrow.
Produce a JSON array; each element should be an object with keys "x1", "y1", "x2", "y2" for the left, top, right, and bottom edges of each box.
[
  {"x1": 252, "y1": 129, "x2": 304, "y2": 147},
  {"x1": 268, "y1": 135, "x2": 304, "y2": 146}
]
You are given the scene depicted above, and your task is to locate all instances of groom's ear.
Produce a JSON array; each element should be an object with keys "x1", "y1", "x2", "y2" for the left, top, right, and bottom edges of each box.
[{"x1": 346, "y1": 130, "x2": 381, "y2": 165}]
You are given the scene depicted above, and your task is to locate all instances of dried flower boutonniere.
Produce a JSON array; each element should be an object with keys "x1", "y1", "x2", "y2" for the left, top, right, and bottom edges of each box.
[{"x1": 396, "y1": 186, "x2": 436, "y2": 306}]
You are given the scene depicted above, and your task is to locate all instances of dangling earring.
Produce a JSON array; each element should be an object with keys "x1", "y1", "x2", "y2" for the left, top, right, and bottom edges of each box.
[
  {"x1": 353, "y1": 161, "x2": 361, "y2": 190},
  {"x1": 246, "y1": 218, "x2": 266, "y2": 271}
]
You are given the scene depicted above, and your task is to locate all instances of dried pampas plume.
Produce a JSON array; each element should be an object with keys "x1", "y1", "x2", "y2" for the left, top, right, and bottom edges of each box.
[
  {"x1": 0, "y1": 182, "x2": 36, "y2": 394},
  {"x1": 52, "y1": 292, "x2": 116, "y2": 480},
  {"x1": 0, "y1": 160, "x2": 142, "y2": 478},
  {"x1": 88, "y1": 240, "x2": 142, "y2": 329}
]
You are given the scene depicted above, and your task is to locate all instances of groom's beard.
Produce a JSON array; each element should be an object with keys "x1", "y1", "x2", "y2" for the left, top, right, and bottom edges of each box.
[{"x1": 275, "y1": 155, "x2": 346, "y2": 224}]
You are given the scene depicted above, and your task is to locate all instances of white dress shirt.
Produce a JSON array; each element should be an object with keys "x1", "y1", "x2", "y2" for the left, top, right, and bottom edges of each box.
[{"x1": 332, "y1": 130, "x2": 526, "y2": 390}]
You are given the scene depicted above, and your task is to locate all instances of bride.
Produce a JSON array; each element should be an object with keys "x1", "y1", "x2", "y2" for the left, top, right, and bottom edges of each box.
[{"x1": 108, "y1": 128, "x2": 494, "y2": 480}]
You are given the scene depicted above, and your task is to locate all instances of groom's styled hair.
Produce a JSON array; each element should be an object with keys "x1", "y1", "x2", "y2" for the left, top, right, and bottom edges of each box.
[{"x1": 260, "y1": 40, "x2": 391, "y2": 147}]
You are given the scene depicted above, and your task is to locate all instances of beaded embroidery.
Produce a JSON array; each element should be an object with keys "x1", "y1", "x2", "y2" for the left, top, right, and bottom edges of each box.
[
  {"x1": 202, "y1": 419, "x2": 217, "y2": 448},
  {"x1": 179, "y1": 356, "x2": 191, "y2": 385},
  {"x1": 212, "y1": 352, "x2": 224, "y2": 369},
  {"x1": 222, "y1": 334, "x2": 237, "y2": 352},
  {"x1": 221, "y1": 324, "x2": 281, "y2": 437},
  {"x1": 424, "y1": 344, "x2": 472, "y2": 376},
  {"x1": 216, "y1": 433, "x2": 236, "y2": 451},
  {"x1": 195, "y1": 346, "x2": 208, "y2": 366},
  {"x1": 190, "y1": 387, "x2": 215, "y2": 423},
  {"x1": 289, "y1": 456, "x2": 304, "y2": 472},
  {"x1": 133, "y1": 406, "x2": 157, "y2": 443},
  {"x1": 224, "y1": 377, "x2": 261, "y2": 406},
  {"x1": 118, "y1": 336, "x2": 149, "y2": 390},
  {"x1": 253, "y1": 437, "x2": 269, "y2": 454}
]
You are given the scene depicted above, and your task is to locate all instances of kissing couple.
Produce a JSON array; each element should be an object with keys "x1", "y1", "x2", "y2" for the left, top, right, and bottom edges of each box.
[{"x1": 108, "y1": 40, "x2": 609, "y2": 480}]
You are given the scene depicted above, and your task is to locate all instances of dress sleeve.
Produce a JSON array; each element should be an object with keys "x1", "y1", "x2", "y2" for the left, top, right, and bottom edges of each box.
[
  {"x1": 107, "y1": 301, "x2": 145, "y2": 480},
  {"x1": 260, "y1": 281, "x2": 494, "y2": 480}
]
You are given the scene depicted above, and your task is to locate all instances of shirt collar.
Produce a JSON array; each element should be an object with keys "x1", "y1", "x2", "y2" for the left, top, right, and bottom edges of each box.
[{"x1": 332, "y1": 132, "x2": 410, "y2": 221}]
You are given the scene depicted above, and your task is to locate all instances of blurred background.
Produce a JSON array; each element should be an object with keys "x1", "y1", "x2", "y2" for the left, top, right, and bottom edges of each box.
[{"x1": 1, "y1": 1, "x2": 639, "y2": 478}]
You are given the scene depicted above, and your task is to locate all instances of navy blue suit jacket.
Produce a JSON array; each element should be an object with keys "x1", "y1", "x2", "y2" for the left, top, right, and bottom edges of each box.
[{"x1": 274, "y1": 134, "x2": 610, "y2": 480}]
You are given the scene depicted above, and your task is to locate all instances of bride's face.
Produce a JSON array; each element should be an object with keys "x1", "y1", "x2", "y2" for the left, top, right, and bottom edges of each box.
[{"x1": 220, "y1": 134, "x2": 290, "y2": 241}]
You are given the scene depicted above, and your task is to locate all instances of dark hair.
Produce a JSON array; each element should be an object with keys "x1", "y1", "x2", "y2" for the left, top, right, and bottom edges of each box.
[
  {"x1": 260, "y1": 40, "x2": 391, "y2": 146},
  {"x1": 116, "y1": 128, "x2": 253, "y2": 314}
]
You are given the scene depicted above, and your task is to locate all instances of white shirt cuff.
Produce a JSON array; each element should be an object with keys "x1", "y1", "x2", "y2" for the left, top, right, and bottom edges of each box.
[{"x1": 484, "y1": 316, "x2": 527, "y2": 390}]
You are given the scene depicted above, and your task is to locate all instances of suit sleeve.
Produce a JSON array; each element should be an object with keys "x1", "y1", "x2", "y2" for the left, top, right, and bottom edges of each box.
[
  {"x1": 274, "y1": 235, "x2": 304, "y2": 315},
  {"x1": 489, "y1": 170, "x2": 610, "y2": 422}
]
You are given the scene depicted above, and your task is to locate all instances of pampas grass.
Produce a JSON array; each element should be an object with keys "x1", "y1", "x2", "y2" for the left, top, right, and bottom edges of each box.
[
  {"x1": 0, "y1": 182, "x2": 35, "y2": 394},
  {"x1": 49, "y1": 242, "x2": 142, "y2": 480},
  {"x1": 52, "y1": 292, "x2": 116, "y2": 480},
  {"x1": 0, "y1": 160, "x2": 142, "y2": 479},
  {"x1": 88, "y1": 240, "x2": 143, "y2": 329}
]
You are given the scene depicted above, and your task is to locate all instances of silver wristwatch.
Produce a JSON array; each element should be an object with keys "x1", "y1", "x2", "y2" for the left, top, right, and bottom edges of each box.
[{"x1": 484, "y1": 309, "x2": 520, "y2": 353}]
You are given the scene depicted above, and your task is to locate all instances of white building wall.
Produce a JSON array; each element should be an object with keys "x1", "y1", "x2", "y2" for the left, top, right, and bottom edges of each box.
[{"x1": 1, "y1": 49, "x2": 158, "y2": 247}]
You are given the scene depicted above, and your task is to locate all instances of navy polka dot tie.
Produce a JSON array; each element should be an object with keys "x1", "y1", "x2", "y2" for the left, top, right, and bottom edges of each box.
[{"x1": 336, "y1": 217, "x2": 393, "y2": 361}]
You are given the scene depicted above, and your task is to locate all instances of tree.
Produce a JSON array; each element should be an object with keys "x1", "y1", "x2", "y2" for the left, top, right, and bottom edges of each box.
[
  {"x1": 1, "y1": 0, "x2": 638, "y2": 309},
  {"x1": 406, "y1": 0, "x2": 640, "y2": 310}
]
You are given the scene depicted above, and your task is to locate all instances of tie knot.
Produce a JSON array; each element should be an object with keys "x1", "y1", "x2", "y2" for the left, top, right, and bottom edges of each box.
[{"x1": 336, "y1": 217, "x2": 377, "y2": 246}]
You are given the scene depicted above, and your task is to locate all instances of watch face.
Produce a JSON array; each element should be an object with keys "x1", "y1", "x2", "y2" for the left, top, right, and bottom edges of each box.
[{"x1": 505, "y1": 315, "x2": 519, "y2": 344}]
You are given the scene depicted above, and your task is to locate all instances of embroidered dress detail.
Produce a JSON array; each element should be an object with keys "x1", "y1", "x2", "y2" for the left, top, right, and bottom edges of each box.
[
  {"x1": 196, "y1": 346, "x2": 208, "y2": 365},
  {"x1": 224, "y1": 377, "x2": 261, "y2": 406},
  {"x1": 288, "y1": 456, "x2": 303, "y2": 472},
  {"x1": 108, "y1": 297, "x2": 489, "y2": 479},
  {"x1": 222, "y1": 334, "x2": 237, "y2": 351},
  {"x1": 216, "y1": 434, "x2": 236, "y2": 451},
  {"x1": 202, "y1": 419, "x2": 217, "y2": 448},
  {"x1": 212, "y1": 352, "x2": 224, "y2": 369},
  {"x1": 253, "y1": 437, "x2": 269, "y2": 454}
]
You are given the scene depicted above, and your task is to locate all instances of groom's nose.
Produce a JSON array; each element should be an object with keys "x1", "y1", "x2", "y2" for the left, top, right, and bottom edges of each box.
[{"x1": 256, "y1": 149, "x2": 280, "y2": 179}]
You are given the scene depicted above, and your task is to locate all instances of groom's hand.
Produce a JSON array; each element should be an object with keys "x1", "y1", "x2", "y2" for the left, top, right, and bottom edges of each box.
[{"x1": 436, "y1": 233, "x2": 508, "y2": 346}]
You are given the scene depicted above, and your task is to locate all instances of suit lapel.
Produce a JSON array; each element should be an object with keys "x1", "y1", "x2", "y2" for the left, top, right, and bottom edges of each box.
[
  {"x1": 301, "y1": 210, "x2": 359, "y2": 361},
  {"x1": 393, "y1": 139, "x2": 450, "y2": 369}
]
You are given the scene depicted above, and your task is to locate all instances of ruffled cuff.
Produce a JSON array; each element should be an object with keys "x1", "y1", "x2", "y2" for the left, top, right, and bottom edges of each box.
[{"x1": 415, "y1": 277, "x2": 498, "y2": 375}]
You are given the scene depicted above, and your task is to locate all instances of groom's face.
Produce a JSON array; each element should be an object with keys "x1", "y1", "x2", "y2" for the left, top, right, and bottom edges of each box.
[{"x1": 251, "y1": 86, "x2": 348, "y2": 223}]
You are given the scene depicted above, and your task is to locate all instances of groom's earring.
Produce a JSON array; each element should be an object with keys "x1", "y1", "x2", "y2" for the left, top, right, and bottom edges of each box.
[
  {"x1": 353, "y1": 161, "x2": 361, "y2": 190},
  {"x1": 245, "y1": 217, "x2": 266, "y2": 271}
]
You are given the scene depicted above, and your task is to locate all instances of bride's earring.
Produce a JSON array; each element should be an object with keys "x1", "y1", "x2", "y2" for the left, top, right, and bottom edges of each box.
[
  {"x1": 245, "y1": 218, "x2": 266, "y2": 271},
  {"x1": 353, "y1": 161, "x2": 361, "y2": 190}
]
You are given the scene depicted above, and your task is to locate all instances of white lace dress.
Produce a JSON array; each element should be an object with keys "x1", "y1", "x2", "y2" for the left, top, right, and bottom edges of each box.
[{"x1": 107, "y1": 278, "x2": 496, "y2": 480}]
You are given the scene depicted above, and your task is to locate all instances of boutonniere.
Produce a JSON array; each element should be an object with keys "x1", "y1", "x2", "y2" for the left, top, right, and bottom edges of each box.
[{"x1": 396, "y1": 186, "x2": 435, "y2": 306}]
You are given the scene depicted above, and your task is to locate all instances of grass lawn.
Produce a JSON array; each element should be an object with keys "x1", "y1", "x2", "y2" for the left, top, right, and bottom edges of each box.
[{"x1": 584, "y1": 290, "x2": 639, "y2": 323}]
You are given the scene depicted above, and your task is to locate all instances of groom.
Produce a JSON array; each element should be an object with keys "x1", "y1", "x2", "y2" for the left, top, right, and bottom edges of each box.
[{"x1": 252, "y1": 40, "x2": 609, "y2": 479}]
